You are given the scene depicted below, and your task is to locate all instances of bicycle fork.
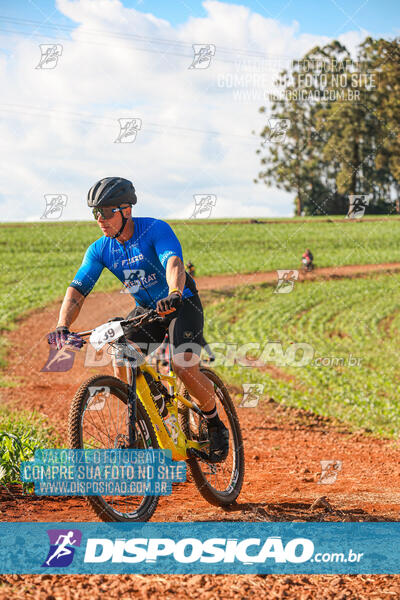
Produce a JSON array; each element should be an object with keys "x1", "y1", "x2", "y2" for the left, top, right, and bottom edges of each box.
[
  {"x1": 112, "y1": 340, "x2": 141, "y2": 448},
  {"x1": 127, "y1": 362, "x2": 137, "y2": 447}
]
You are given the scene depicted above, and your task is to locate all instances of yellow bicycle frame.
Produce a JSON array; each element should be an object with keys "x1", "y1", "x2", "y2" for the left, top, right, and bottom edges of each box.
[{"x1": 136, "y1": 364, "x2": 206, "y2": 461}]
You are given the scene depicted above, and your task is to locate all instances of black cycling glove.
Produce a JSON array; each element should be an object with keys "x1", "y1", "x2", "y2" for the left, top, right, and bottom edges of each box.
[{"x1": 156, "y1": 291, "x2": 183, "y2": 316}]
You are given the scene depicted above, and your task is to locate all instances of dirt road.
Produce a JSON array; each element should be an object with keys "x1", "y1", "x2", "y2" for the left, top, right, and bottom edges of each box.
[
  {"x1": 1, "y1": 267, "x2": 400, "y2": 598},
  {"x1": 196, "y1": 261, "x2": 400, "y2": 290}
]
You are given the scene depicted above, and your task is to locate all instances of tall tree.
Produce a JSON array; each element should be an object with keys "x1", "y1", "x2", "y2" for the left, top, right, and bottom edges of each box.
[
  {"x1": 256, "y1": 37, "x2": 400, "y2": 215},
  {"x1": 255, "y1": 62, "x2": 328, "y2": 215},
  {"x1": 362, "y1": 37, "x2": 400, "y2": 209}
]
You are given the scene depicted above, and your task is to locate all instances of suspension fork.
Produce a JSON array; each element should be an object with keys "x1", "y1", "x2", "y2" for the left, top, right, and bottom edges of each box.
[
  {"x1": 164, "y1": 331, "x2": 175, "y2": 395},
  {"x1": 127, "y1": 361, "x2": 137, "y2": 447},
  {"x1": 112, "y1": 338, "x2": 143, "y2": 447}
]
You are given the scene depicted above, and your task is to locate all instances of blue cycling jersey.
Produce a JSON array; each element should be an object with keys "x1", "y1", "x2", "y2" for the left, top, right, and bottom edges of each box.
[{"x1": 69, "y1": 217, "x2": 196, "y2": 309}]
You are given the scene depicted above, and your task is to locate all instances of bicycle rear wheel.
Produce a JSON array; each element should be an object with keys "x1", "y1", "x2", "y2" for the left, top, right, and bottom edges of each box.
[
  {"x1": 68, "y1": 374, "x2": 159, "y2": 522},
  {"x1": 179, "y1": 367, "x2": 245, "y2": 506}
]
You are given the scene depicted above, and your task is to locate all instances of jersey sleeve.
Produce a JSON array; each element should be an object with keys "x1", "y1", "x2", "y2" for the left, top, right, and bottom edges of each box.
[
  {"x1": 69, "y1": 242, "x2": 104, "y2": 297},
  {"x1": 151, "y1": 220, "x2": 183, "y2": 268}
]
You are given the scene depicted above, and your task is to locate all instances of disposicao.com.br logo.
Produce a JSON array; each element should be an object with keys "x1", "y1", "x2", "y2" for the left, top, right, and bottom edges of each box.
[
  {"x1": 83, "y1": 536, "x2": 363, "y2": 565},
  {"x1": 42, "y1": 529, "x2": 82, "y2": 567}
]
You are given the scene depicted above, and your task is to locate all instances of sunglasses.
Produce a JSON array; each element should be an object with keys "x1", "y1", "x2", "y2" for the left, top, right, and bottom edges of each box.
[{"x1": 92, "y1": 205, "x2": 129, "y2": 220}]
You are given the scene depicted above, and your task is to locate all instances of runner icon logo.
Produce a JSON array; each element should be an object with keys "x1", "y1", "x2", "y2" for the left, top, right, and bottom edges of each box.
[
  {"x1": 40, "y1": 347, "x2": 75, "y2": 373},
  {"x1": 87, "y1": 386, "x2": 110, "y2": 411},
  {"x1": 42, "y1": 529, "x2": 82, "y2": 568},
  {"x1": 188, "y1": 44, "x2": 216, "y2": 69},
  {"x1": 36, "y1": 44, "x2": 63, "y2": 69},
  {"x1": 114, "y1": 118, "x2": 142, "y2": 143},
  {"x1": 240, "y1": 383, "x2": 265, "y2": 408},
  {"x1": 261, "y1": 119, "x2": 291, "y2": 145},
  {"x1": 347, "y1": 195, "x2": 369, "y2": 219},
  {"x1": 41, "y1": 194, "x2": 68, "y2": 219},
  {"x1": 191, "y1": 194, "x2": 217, "y2": 219},
  {"x1": 318, "y1": 460, "x2": 342, "y2": 484},
  {"x1": 275, "y1": 270, "x2": 299, "y2": 294}
]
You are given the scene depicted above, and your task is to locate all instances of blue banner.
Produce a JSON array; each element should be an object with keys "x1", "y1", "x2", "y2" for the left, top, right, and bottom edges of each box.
[
  {"x1": 20, "y1": 449, "x2": 186, "y2": 496},
  {"x1": 0, "y1": 522, "x2": 399, "y2": 574}
]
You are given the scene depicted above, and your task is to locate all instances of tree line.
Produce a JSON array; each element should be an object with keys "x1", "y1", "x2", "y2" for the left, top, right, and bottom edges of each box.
[{"x1": 255, "y1": 37, "x2": 400, "y2": 216}]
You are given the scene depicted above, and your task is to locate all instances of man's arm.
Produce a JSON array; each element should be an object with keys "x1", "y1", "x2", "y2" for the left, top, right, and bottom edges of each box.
[
  {"x1": 151, "y1": 219, "x2": 186, "y2": 314},
  {"x1": 48, "y1": 242, "x2": 104, "y2": 348},
  {"x1": 58, "y1": 241, "x2": 104, "y2": 327},
  {"x1": 155, "y1": 256, "x2": 185, "y2": 316},
  {"x1": 165, "y1": 255, "x2": 186, "y2": 294},
  {"x1": 57, "y1": 286, "x2": 85, "y2": 328}
]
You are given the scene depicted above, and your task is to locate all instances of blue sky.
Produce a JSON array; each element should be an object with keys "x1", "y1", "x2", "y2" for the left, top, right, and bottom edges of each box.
[
  {"x1": 2, "y1": 0, "x2": 398, "y2": 37},
  {"x1": 0, "y1": 0, "x2": 398, "y2": 220}
]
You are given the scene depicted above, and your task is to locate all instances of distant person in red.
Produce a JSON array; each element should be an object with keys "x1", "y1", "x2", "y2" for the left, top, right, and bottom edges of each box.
[
  {"x1": 186, "y1": 261, "x2": 196, "y2": 278},
  {"x1": 302, "y1": 249, "x2": 314, "y2": 271}
]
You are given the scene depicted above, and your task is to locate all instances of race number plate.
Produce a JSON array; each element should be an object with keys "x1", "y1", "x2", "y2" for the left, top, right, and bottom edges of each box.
[{"x1": 89, "y1": 321, "x2": 124, "y2": 351}]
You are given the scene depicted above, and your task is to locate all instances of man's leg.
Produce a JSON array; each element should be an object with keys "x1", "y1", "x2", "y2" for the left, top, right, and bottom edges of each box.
[
  {"x1": 172, "y1": 350, "x2": 229, "y2": 463},
  {"x1": 172, "y1": 352, "x2": 215, "y2": 410},
  {"x1": 168, "y1": 295, "x2": 214, "y2": 410}
]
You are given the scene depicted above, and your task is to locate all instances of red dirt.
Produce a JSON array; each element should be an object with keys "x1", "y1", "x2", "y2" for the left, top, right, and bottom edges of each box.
[
  {"x1": 196, "y1": 261, "x2": 400, "y2": 290},
  {"x1": 2, "y1": 267, "x2": 400, "y2": 597}
]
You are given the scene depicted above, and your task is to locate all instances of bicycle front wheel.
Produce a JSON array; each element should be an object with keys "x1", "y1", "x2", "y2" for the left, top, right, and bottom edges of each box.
[
  {"x1": 179, "y1": 367, "x2": 245, "y2": 506},
  {"x1": 68, "y1": 374, "x2": 159, "y2": 522}
]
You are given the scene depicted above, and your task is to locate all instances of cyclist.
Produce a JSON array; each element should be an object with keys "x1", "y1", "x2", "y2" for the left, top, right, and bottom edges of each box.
[
  {"x1": 302, "y1": 248, "x2": 314, "y2": 271},
  {"x1": 186, "y1": 261, "x2": 196, "y2": 278},
  {"x1": 47, "y1": 177, "x2": 228, "y2": 462}
]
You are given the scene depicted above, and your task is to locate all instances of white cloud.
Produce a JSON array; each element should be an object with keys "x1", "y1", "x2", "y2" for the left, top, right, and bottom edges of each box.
[{"x1": 0, "y1": 0, "x2": 375, "y2": 220}]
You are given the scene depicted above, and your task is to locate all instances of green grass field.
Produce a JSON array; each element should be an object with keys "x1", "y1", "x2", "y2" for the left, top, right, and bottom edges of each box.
[
  {"x1": 0, "y1": 219, "x2": 399, "y2": 443},
  {"x1": 204, "y1": 272, "x2": 400, "y2": 437},
  {"x1": 1, "y1": 217, "x2": 400, "y2": 331}
]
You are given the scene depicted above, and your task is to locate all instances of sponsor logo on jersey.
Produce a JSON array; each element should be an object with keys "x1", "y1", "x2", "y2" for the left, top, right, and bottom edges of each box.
[{"x1": 121, "y1": 254, "x2": 144, "y2": 267}]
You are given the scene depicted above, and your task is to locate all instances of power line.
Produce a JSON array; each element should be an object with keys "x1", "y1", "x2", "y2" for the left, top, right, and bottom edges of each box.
[
  {"x1": 0, "y1": 25, "x2": 289, "y2": 71},
  {"x1": 0, "y1": 26, "x2": 197, "y2": 60},
  {"x1": 0, "y1": 14, "x2": 295, "y2": 62},
  {"x1": 0, "y1": 102, "x2": 259, "y2": 143}
]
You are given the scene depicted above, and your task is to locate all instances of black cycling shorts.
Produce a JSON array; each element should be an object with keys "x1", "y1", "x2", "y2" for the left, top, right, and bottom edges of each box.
[{"x1": 123, "y1": 293, "x2": 204, "y2": 358}]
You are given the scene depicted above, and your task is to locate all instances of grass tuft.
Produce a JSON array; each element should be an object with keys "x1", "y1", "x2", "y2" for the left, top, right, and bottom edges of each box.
[{"x1": 0, "y1": 407, "x2": 60, "y2": 488}]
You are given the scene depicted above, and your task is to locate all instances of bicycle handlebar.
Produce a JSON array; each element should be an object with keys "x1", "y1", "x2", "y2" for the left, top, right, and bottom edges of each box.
[{"x1": 77, "y1": 309, "x2": 163, "y2": 338}]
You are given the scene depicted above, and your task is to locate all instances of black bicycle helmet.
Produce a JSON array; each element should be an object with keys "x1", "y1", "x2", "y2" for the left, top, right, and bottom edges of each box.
[
  {"x1": 87, "y1": 177, "x2": 137, "y2": 208},
  {"x1": 88, "y1": 177, "x2": 137, "y2": 239}
]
